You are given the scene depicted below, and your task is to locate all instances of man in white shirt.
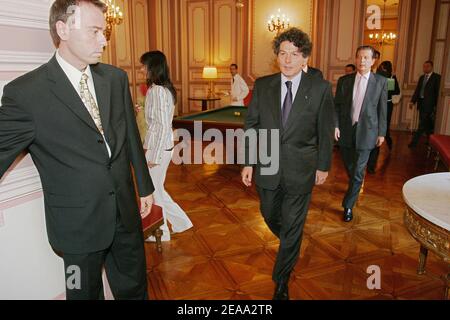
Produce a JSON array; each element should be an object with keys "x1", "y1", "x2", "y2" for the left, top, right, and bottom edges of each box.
[{"x1": 229, "y1": 63, "x2": 249, "y2": 106}]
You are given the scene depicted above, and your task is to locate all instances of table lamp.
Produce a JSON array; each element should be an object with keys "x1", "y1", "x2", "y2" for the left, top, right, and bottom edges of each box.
[{"x1": 202, "y1": 66, "x2": 218, "y2": 98}]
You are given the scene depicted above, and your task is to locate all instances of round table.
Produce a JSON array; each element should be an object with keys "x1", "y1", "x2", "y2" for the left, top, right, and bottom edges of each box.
[{"x1": 403, "y1": 172, "x2": 450, "y2": 299}]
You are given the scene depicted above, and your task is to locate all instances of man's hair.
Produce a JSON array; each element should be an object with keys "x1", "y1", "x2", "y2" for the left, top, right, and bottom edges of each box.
[
  {"x1": 346, "y1": 64, "x2": 356, "y2": 71},
  {"x1": 355, "y1": 45, "x2": 375, "y2": 58},
  {"x1": 424, "y1": 60, "x2": 434, "y2": 67},
  {"x1": 272, "y1": 27, "x2": 312, "y2": 57},
  {"x1": 230, "y1": 63, "x2": 238, "y2": 69},
  {"x1": 49, "y1": 0, "x2": 107, "y2": 47}
]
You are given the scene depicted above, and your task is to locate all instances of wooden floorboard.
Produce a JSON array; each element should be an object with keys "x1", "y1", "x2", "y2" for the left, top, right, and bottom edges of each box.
[{"x1": 144, "y1": 131, "x2": 448, "y2": 300}]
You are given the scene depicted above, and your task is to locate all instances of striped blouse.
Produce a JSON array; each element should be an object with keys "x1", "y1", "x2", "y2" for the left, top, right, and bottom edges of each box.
[{"x1": 143, "y1": 85, "x2": 175, "y2": 164}]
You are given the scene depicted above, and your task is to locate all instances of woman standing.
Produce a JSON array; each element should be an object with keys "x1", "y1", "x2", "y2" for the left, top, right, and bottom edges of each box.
[{"x1": 140, "y1": 51, "x2": 193, "y2": 241}]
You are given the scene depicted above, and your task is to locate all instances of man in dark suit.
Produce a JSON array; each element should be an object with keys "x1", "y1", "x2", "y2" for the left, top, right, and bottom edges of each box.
[
  {"x1": 334, "y1": 46, "x2": 387, "y2": 222},
  {"x1": 0, "y1": 0, "x2": 154, "y2": 300},
  {"x1": 241, "y1": 28, "x2": 334, "y2": 300},
  {"x1": 409, "y1": 60, "x2": 441, "y2": 148},
  {"x1": 303, "y1": 64, "x2": 324, "y2": 79}
]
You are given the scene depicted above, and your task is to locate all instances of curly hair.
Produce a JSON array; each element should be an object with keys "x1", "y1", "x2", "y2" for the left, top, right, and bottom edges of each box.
[{"x1": 272, "y1": 27, "x2": 312, "y2": 57}]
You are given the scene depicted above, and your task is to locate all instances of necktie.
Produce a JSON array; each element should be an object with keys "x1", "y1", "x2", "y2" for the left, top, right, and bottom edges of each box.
[
  {"x1": 79, "y1": 73, "x2": 104, "y2": 133},
  {"x1": 420, "y1": 74, "x2": 429, "y2": 98},
  {"x1": 352, "y1": 75, "x2": 366, "y2": 125},
  {"x1": 282, "y1": 81, "x2": 293, "y2": 127}
]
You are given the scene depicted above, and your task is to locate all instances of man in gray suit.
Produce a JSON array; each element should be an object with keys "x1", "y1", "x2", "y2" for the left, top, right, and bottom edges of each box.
[
  {"x1": 241, "y1": 28, "x2": 334, "y2": 300},
  {"x1": 334, "y1": 46, "x2": 387, "y2": 222}
]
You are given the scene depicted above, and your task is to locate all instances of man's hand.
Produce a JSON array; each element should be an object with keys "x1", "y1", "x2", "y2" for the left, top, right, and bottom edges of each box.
[
  {"x1": 334, "y1": 128, "x2": 340, "y2": 141},
  {"x1": 140, "y1": 194, "x2": 154, "y2": 218},
  {"x1": 376, "y1": 136, "x2": 385, "y2": 147},
  {"x1": 134, "y1": 103, "x2": 143, "y2": 114},
  {"x1": 241, "y1": 166, "x2": 253, "y2": 187},
  {"x1": 315, "y1": 170, "x2": 328, "y2": 185}
]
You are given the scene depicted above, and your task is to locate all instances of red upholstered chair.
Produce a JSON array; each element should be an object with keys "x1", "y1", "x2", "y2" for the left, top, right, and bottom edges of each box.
[
  {"x1": 428, "y1": 134, "x2": 450, "y2": 171},
  {"x1": 243, "y1": 89, "x2": 253, "y2": 106},
  {"x1": 142, "y1": 204, "x2": 164, "y2": 253}
]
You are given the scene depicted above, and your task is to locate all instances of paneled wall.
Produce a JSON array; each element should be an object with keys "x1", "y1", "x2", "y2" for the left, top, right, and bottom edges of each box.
[
  {"x1": 102, "y1": 0, "x2": 151, "y2": 139},
  {"x1": 150, "y1": 0, "x2": 313, "y2": 114},
  {"x1": 433, "y1": 0, "x2": 450, "y2": 135}
]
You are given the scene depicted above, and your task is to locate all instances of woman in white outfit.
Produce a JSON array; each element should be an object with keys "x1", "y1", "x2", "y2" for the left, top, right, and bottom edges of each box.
[{"x1": 140, "y1": 51, "x2": 193, "y2": 241}]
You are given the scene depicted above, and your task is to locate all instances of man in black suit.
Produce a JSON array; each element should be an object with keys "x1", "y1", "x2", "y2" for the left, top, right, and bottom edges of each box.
[
  {"x1": 0, "y1": 0, "x2": 154, "y2": 299},
  {"x1": 241, "y1": 28, "x2": 334, "y2": 300},
  {"x1": 303, "y1": 63, "x2": 323, "y2": 79},
  {"x1": 334, "y1": 46, "x2": 387, "y2": 222},
  {"x1": 409, "y1": 60, "x2": 441, "y2": 148}
]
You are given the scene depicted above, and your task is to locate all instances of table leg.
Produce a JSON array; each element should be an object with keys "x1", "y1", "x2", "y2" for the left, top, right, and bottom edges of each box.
[
  {"x1": 417, "y1": 245, "x2": 428, "y2": 275},
  {"x1": 445, "y1": 273, "x2": 449, "y2": 300},
  {"x1": 202, "y1": 100, "x2": 207, "y2": 111}
]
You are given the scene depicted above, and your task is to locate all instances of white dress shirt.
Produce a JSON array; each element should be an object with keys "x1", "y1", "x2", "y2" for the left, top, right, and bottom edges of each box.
[
  {"x1": 55, "y1": 51, "x2": 111, "y2": 157},
  {"x1": 230, "y1": 73, "x2": 249, "y2": 106},
  {"x1": 281, "y1": 71, "x2": 302, "y2": 109},
  {"x1": 143, "y1": 85, "x2": 175, "y2": 164}
]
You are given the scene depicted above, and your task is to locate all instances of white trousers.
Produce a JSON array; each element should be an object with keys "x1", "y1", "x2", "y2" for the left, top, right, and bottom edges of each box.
[{"x1": 147, "y1": 149, "x2": 193, "y2": 241}]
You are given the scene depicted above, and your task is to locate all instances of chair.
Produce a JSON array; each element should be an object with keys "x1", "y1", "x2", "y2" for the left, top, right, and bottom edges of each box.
[
  {"x1": 142, "y1": 204, "x2": 164, "y2": 253},
  {"x1": 243, "y1": 89, "x2": 253, "y2": 106},
  {"x1": 428, "y1": 134, "x2": 450, "y2": 171}
]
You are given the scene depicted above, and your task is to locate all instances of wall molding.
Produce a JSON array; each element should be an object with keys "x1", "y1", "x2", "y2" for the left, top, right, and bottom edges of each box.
[
  {"x1": 0, "y1": 50, "x2": 52, "y2": 72},
  {"x1": 0, "y1": 155, "x2": 42, "y2": 206},
  {"x1": 0, "y1": 0, "x2": 52, "y2": 30}
]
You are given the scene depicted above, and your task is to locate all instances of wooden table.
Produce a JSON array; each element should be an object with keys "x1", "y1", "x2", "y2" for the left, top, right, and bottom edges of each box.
[
  {"x1": 188, "y1": 96, "x2": 221, "y2": 111},
  {"x1": 403, "y1": 172, "x2": 450, "y2": 299}
]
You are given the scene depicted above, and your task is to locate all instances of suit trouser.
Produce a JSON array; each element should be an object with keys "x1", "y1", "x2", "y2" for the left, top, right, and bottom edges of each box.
[
  {"x1": 367, "y1": 101, "x2": 393, "y2": 170},
  {"x1": 257, "y1": 185, "x2": 311, "y2": 284},
  {"x1": 411, "y1": 100, "x2": 434, "y2": 145},
  {"x1": 148, "y1": 149, "x2": 193, "y2": 241},
  {"x1": 340, "y1": 146, "x2": 372, "y2": 209},
  {"x1": 62, "y1": 211, "x2": 148, "y2": 300}
]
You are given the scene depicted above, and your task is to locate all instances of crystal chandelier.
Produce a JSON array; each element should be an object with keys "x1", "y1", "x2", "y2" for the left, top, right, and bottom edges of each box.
[
  {"x1": 267, "y1": 8, "x2": 290, "y2": 35},
  {"x1": 103, "y1": 0, "x2": 123, "y2": 41},
  {"x1": 368, "y1": 0, "x2": 397, "y2": 45}
]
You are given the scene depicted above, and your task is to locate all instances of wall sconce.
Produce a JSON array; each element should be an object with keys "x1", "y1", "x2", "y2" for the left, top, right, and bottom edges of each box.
[
  {"x1": 103, "y1": 0, "x2": 124, "y2": 41},
  {"x1": 267, "y1": 8, "x2": 290, "y2": 35},
  {"x1": 202, "y1": 66, "x2": 218, "y2": 98},
  {"x1": 236, "y1": 0, "x2": 244, "y2": 8}
]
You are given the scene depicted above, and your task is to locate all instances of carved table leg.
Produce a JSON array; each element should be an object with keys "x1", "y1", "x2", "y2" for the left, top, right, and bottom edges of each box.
[
  {"x1": 417, "y1": 245, "x2": 428, "y2": 275},
  {"x1": 445, "y1": 273, "x2": 449, "y2": 300}
]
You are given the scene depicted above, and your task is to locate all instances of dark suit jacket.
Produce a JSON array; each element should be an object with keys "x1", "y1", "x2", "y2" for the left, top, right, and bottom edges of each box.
[
  {"x1": 411, "y1": 72, "x2": 441, "y2": 113},
  {"x1": 307, "y1": 67, "x2": 323, "y2": 79},
  {"x1": 244, "y1": 71, "x2": 334, "y2": 195},
  {"x1": 0, "y1": 56, "x2": 154, "y2": 254},
  {"x1": 334, "y1": 72, "x2": 387, "y2": 150}
]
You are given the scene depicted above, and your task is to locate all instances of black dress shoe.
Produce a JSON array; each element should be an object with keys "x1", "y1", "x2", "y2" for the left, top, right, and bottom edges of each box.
[
  {"x1": 273, "y1": 282, "x2": 289, "y2": 300},
  {"x1": 367, "y1": 167, "x2": 376, "y2": 174},
  {"x1": 343, "y1": 208, "x2": 353, "y2": 222}
]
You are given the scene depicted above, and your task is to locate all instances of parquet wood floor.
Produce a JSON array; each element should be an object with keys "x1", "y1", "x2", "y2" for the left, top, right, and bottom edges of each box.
[{"x1": 144, "y1": 131, "x2": 449, "y2": 300}]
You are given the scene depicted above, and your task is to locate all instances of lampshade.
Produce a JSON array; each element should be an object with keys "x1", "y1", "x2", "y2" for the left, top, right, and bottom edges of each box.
[{"x1": 202, "y1": 66, "x2": 218, "y2": 79}]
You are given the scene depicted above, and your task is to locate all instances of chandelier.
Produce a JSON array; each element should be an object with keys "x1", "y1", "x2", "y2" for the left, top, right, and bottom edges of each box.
[
  {"x1": 368, "y1": 0, "x2": 397, "y2": 45},
  {"x1": 267, "y1": 8, "x2": 290, "y2": 35},
  {"x1": 103, "y1": 0, "x2": 123, "y2": 41}
]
